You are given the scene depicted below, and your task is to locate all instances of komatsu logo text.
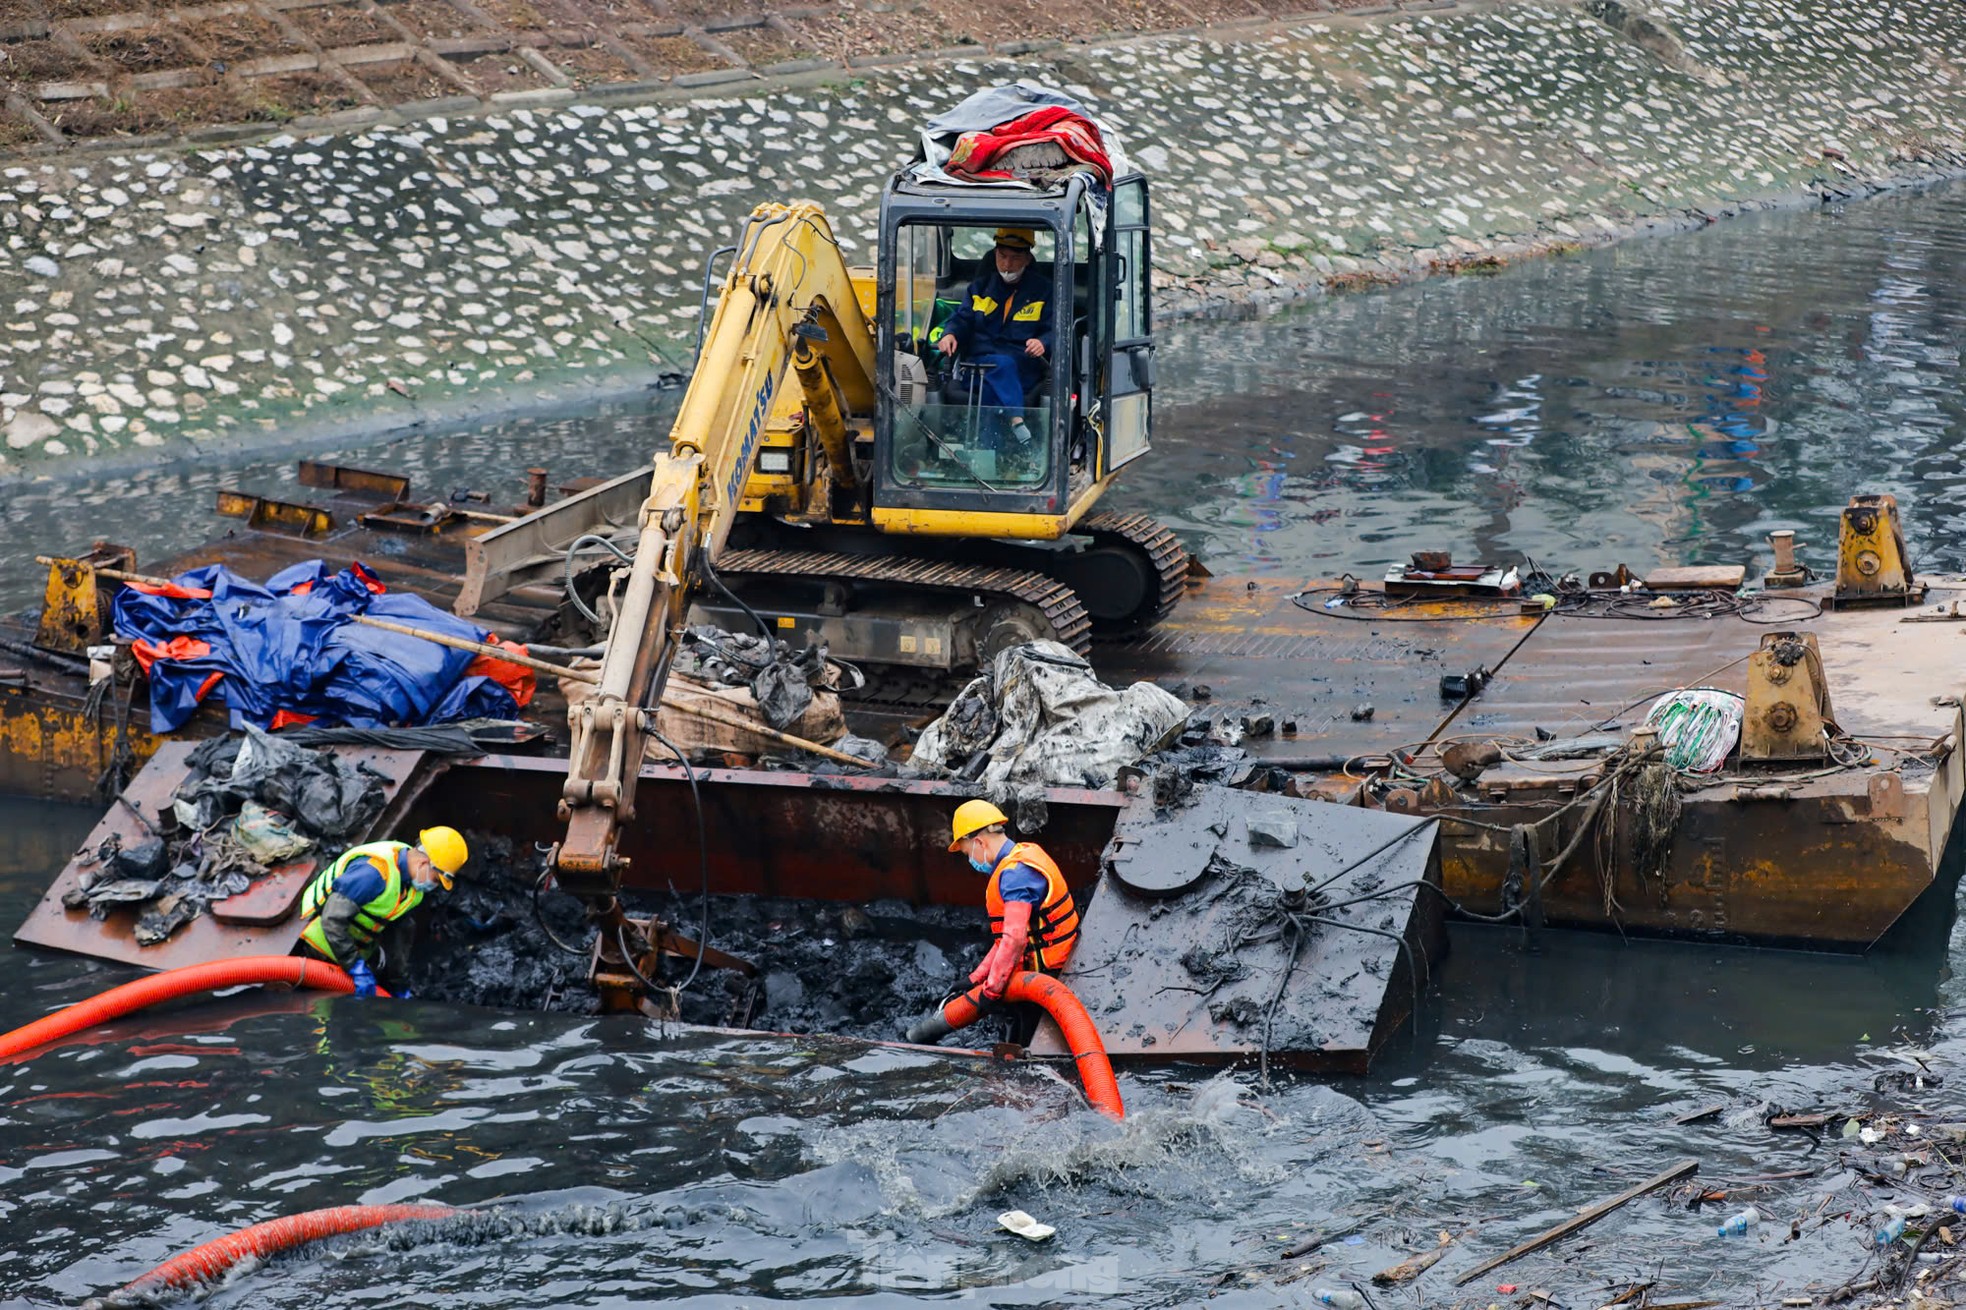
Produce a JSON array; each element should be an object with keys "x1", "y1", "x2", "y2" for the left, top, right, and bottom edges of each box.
[{"x1": 728, "y1": 370, "x2": 777, "y2": 507}]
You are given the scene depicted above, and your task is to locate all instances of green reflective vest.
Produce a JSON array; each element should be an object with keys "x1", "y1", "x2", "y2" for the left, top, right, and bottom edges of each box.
[{"x1": 298, "y1": 841, "x2": 423, "y2": 963}]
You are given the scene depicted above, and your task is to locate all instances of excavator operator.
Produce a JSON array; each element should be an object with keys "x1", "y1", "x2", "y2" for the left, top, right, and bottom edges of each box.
[
  {"x1": 934, "y1": 227, "x2": 1056, "y2": 448},
  {"x1": 948, "y1": 799, "x2": 1079, "y2": 1002},
  {"x1": 296, "y1": 826, "x2": 469, "y2": 999}
]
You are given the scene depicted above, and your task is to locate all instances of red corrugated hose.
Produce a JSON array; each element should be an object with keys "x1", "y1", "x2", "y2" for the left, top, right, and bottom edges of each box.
[
  {"x1": 0, "y1": 955, "x2": 362, "y2": 1061},
  {"x1": 98, "y1": 1204, "x2": 456, "y2": 1303},
  {"x1": 932, "y1": 971, "x2": 1125, "y2": 1119}
]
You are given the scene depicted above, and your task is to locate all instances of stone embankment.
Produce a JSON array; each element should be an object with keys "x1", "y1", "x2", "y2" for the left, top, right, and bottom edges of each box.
[{"x1": 2, "y1": 0, "x2": 1964, "y2": 473}]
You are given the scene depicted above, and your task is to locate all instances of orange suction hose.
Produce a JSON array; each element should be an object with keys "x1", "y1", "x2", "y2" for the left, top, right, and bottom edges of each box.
[
  {"x1": 0, "y1": 955, "x2": 359, "y2": 1061},
  {"x1": 915, "y1": 972, "x2": 1124, "y2": 1119},
  {"x1": 96, "y1": 1204, "x2": 455, "y2": 1304},
  {"x1": 1002, "y1": 972, "x2": 1125, "y2": 1120}
]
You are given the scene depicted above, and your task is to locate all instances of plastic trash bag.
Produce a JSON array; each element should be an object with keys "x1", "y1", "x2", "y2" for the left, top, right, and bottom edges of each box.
[
  {"x1": 909, "y1": 642, "x2": 1189, "y2": 792},
  {"x1": 230, "y1": 801, "x2": 314, "y2": 865}
]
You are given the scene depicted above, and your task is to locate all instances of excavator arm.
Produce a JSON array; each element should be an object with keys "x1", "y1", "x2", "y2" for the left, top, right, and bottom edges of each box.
[{"x1": 555, "y1": 202, "x2": 878, "y2": 900}]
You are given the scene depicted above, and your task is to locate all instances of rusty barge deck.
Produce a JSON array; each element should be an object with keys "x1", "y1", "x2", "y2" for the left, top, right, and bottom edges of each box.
[
  {"x1": 1095, "y1": 575, "x2": 1965, "y2": 948},
  {"x1": 4, "y1": 462, "x2": 1962, "y2": 958}
]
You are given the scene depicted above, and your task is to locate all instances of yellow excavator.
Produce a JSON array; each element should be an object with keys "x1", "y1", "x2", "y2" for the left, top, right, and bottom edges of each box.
[{"x1": 512, "y1": 165, "x2": 1184, "y2": 916}]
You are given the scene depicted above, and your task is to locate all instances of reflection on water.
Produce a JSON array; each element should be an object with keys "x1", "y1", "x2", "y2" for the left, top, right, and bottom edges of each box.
[
  {"x1": 1122, "y1": 181, "x2": 1966, "y2": 579},
  {"x1": 3, "y1": 188, "x2": 1966, "y2": 1305}
]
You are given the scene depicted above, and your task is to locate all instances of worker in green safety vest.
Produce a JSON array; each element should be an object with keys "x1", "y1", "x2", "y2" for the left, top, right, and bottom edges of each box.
[{"x1": 296, "y1": 826, "x2": 468, "y2": 999}]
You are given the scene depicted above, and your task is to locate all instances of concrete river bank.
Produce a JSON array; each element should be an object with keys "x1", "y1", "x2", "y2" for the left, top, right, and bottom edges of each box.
[{"x1": 3, "y1": 0, "x2": 1966, "y2": 476}]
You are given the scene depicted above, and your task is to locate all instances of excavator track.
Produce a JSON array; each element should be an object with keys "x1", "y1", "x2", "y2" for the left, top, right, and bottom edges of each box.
[
  {"x1": 1073, "y1": 510, "x2": 1191, "y2": 635},
  {"x1": 715, "y1": 548, "x2": 1094, "y2": 656}
]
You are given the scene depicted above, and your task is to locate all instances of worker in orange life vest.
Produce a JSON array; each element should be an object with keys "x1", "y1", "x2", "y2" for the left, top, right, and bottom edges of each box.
[{"x1": 947, "y1": 799, "x2": 1080, "y2": 999}]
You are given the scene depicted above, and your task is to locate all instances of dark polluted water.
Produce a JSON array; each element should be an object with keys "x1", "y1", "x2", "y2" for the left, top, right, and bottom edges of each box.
[{"x1": 2, "y1": 181, "x2": 1966, "y2": 1306}]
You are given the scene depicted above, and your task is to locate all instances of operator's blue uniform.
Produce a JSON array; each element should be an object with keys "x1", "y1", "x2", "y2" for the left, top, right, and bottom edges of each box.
[{"x1": 940, "y1": 264, "x2": 1056, "y2": 417}]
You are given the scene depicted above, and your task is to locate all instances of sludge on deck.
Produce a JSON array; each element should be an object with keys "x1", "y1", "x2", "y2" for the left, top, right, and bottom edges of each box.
[
  {"x1": 400, "y1": 759, "x2": 1446, "y2": 1070},
  {"x1": 1100, "y1": 573, "x2": 1966, "y2": 949},
  {"x1": 14, "y1": 743, "x2": 1447, "y2": 1073},
  {"x1": 5, "y1": 456, "x2": 1964, "y2": 1072},
  {"x1": 1026, "y1": 785, "x2": 1444, "y2": 1072},
  {"x1": 13, "y1": 739, "x2": 435, "y2": 970}
]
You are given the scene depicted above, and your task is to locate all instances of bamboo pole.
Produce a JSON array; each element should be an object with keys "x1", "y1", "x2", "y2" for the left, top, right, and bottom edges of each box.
[
  {"x1": 1453, "y1": 1158, "x2": 1698, "y2": 1286},
  {"x1": 43, "y1": 558, "x2": 879, "y2": 769},
  {"x1": 338, "y1": 612, "x2": 601, "y2": 684}
]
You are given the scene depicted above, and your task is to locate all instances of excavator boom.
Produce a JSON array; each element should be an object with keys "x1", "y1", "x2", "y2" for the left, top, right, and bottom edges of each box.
[{"x1": 555, "y1": 202, "x2": 877, "y2": 898}]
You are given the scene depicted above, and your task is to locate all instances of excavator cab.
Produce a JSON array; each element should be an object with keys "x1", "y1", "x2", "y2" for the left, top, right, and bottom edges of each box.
[{"x1": 872, "y1": 170, "x2": 1156, "y2": 540}]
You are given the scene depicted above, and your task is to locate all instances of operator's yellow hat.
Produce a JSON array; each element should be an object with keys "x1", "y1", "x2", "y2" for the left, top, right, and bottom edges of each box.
[
  {"x1": 993, "y1": 227, "x2": 1036, "y2": 251},
  {"x1": 949, "y1": 799, "x2": 1009, "y2": 850}
]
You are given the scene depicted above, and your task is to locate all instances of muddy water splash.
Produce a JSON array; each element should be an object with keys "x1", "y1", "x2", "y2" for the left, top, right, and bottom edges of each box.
[{"x1": 2, "y1": 791, "x2": 1960, "y2": 1305}]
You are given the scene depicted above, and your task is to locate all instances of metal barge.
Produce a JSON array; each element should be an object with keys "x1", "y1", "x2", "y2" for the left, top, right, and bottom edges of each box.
[{"x1": 4, "y1": 466, "x2": 1961, "y2": 1069}]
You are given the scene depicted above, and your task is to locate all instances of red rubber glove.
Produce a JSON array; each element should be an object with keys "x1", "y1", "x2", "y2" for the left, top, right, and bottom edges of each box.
[{"x1": 981, "y1": 900, "x2": 1032, "y2": 1000}]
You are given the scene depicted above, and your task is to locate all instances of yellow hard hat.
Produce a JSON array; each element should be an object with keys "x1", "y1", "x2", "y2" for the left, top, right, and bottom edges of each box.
[
  {"x1": 949, "y1": 799, "x2": 1009, "y2": 851},
  {"x1": 417, "y1": 826, "x2": 468, "y2": 887},
  {"x1": 993, "y1": 227, "x2": 1036, "y2": 251}
]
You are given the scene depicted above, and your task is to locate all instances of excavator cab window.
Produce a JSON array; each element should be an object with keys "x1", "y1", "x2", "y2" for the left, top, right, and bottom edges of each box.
[{"x1": 887, "y1": 220, "x2": 1061, "y2": 491}]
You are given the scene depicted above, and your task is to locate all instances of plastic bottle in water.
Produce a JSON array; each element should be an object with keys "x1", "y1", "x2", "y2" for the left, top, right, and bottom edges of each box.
[
  {"x1": 1311, "y1": 1290, "x2": 1366, "y2": 1309},
  {"x1": 1944, "y1": 1196, "x2": 1966, "y2": 1216},
  {"x1": 1876, "y1": 1216, "x2": 1907, "y2": 1246},
  {"x1": 1715, "y1": 1206, "x2": 1759, "y2": 1237}
]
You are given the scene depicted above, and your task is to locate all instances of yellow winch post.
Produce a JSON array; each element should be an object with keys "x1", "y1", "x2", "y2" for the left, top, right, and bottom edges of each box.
[
  {"x1": 35, "y1": 543, "x2": 137, "y2": 655},
  {"x1": 1740, "y1": 631, "x2": 1834, "y2": 763},
  {"x1": 1833, "y1": 493, "x2": 1922, "y2": 607}
]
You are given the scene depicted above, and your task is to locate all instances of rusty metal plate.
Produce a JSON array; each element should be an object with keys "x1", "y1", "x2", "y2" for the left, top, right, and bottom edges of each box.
[
  {"x1": 1811, "y1": 576, "x2": 1966, "y2": 742},
  {"x1": 208, "y1": 863, "x2": 314, "y2": 926},
  {"x1": 35, "y1": 544, "x2": 135, "y2": 654},
  {"x1": 1097, "y1": 577, "x2": 1539, "y2": 763},
  {"x1": 358, "y1": 502, "x2": 456, "y2": 534},
  {"x1": 1437, "y1": 755, "x2": 1954, "y2": 947},
  {"x1": 297, "y1": 460, "x2": 412, "y2": 502},
  {"x1": 1028, "y1": 785, "x2": 1445, "y2": 1072},
  {"x1": 423, "y1": 755, "x2": 1128, "y2": 911},
  {"x1": 213, "y1": 491, "x2": 336, "y2": 538},
  {"x1": 0, "y1": 667, "x2": 166, "y2": 803},
  {"x1": 14, "y1": 740, "x2": 430, "y2": 971},
  {"x1": 1452, "y1": 604, "x2": 1767, "y2": 741}
]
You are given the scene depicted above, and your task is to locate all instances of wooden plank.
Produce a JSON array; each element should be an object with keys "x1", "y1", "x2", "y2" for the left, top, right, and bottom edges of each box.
[
  {"x1": 1373, "y1": 1228, "x2": 1462, "y2": 1284},
  {"x1": 1672, "y1": 1101, "x2": 1727, "y2": 1125},
  {"x1": 1643, "y1": 565, "x2": 1747, "y2": 590},
  {"x1": 1454, "y1": 1158, "x2": 1699, "y2": 1286}
]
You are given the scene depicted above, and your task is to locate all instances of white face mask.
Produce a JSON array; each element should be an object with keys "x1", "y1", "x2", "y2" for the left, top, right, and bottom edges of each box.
[{"x1": 1000, "y1": 264, "x2": 1025, "y2": 286}]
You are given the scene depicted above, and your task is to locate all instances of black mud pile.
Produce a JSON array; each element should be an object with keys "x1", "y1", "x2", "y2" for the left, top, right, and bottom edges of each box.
[
  {"x1": 408, "y1": 838, "x2": 1008, "y2": 1043},
  {"x1": 666, "y1": 894, "x2": 998, "y2": 1042},
  {"x1": 407, "y1": 836, "x2": 602, "y2": 1013}
]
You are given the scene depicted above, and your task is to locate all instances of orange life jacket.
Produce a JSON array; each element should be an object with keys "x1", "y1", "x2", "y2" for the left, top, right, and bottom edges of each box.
[{"x1": 984, "y1": 842, "x2": 1080, "y2": 972}]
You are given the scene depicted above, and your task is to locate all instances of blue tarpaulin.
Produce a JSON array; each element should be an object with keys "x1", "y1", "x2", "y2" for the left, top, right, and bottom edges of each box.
[{"x1": 114, "y1": 560, "x2": 528, "y2": 733}]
